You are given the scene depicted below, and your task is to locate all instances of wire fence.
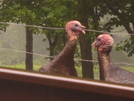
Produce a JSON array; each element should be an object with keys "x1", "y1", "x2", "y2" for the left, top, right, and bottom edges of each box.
[
  {"x1": 0, "y1": 22, "x2": 134, "y2": 66},
  {"x1": 0, "y1": 22, "x2": 134, "y2": 35},
  {"x1": 0, "y1": 47, "x2": 96, "y2": 63},
  {"x1": 0, "y1": 47, "x2": 134, "y2": 67}
]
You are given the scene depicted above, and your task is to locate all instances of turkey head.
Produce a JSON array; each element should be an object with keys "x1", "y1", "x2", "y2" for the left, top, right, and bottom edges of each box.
[
  {"x1": 93, "y1": 34, "x2": 114, "y2": 53},
  {"x1": 65, "y1": 20, "x2": 86, "y2": 41}
]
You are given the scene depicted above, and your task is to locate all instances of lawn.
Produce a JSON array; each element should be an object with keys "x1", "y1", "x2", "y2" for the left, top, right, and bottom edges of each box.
[{"x1": 1, "y1": 64, "x2": 134, "y2": 80}]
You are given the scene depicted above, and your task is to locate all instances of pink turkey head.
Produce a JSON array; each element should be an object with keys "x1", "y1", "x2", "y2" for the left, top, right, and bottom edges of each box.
[
  {"x1": 93, "y1": 34, "x2": 114, "y2": 52},
  {"x1": 65, "y1": 20, "x2": 86, "y2": 41}
]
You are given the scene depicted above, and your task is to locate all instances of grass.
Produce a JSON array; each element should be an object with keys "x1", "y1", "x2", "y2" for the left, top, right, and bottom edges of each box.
[
  {"x1": 122, "y1": 67, "x2": 134, "y2": 73},
  {"x1": 0, "y1": 64, "x2": 40, "y2": 71},
  {"x1": 76, "y1": 66, "x2": 100, "y2": 79},
  {"x1": 1, "y1": 64, "x2": 134, "y2": 80},
  {"x1": 1, "y1": 64, "x2": 100, "y2": 79}
]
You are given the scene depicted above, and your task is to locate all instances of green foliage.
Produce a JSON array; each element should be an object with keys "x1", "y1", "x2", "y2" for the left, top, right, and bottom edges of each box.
[
  {"x1": 116, "y1": 37, "x2": 134, "y2": 57},
  {"x1": 99, "y1": 0, "x2": 134, "y2": 56},
  {"x1": 0, "y1": 0, "x2": 78, "y2": 60},
  {"x1": 1, "y1": 0, "x2": 134, "y2": 78}
]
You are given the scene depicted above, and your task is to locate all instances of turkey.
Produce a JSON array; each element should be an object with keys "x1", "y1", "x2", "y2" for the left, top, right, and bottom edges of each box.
[
  {"x1": 93, "y1": 34, "x2": 134, "y2": 85},
  {"x1": 39, "y1": 20, "x2": 86, "y2": 76}
]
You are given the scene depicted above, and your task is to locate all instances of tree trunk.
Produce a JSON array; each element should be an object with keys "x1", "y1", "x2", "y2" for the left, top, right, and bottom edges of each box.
[
  {"x1": 79, "y1": 33, "x2": 94, "y2": 78},
  {"x1": 25, "y1": 28, "x2": 33, "y2": 70},
  {"x1": 47, "y1": 33, "x2": 58, "y2": 61},
  {"x1": 76, "y1": 0, "x2": 94, "y2": 79},
  {"x1": 90, "y1": 6, "x2": 105, "y2": 80}
]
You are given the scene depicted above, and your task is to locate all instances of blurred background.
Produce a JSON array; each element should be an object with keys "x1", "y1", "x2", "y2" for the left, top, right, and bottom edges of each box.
[{"x1": 0, "y1": 0, "x2": 134, "y2": 80}]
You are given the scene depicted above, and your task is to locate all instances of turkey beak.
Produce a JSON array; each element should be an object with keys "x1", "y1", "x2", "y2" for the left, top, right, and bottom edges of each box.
[
  {"x1": 80, "y1": 25, "x2": 86, "y2": 34},
  {"x1": 92, "y1": 41, "x2": 97, "y2": 49}
]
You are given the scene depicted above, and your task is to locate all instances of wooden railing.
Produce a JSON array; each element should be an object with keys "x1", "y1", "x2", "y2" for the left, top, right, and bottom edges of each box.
[{"x1": 0, "y1": 66, "x2": 134, "y2": 101}]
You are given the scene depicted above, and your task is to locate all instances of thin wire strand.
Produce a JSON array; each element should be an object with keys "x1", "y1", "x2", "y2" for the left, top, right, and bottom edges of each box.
[
  {"x1": 0, "y1": 48, "x2": 54, "y2": 58},
  {"x1": 0, "y1": 22, "x2": 134, "y2": 65},
  {"x1": 114, "y1": 62, "x2": 134, "y2": 66},
  {"x1": 0, "y1": 22, "x2": 134, "y2": 35},
  {"x1": 0, "y1": 47, "x2": 95, "y2": 63},
  {"x1": 0, "y1": 22, "x2": 65, "y2": 30},
  {"x1": 0, "y1": 47, "x2": 134, "y2": 66}
]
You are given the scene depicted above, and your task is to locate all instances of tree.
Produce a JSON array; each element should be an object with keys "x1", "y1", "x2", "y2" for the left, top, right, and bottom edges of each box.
[
  {"x1": 100, "y1": 0, "x2": 134, "y2": 56},
  {"x1": 75, "y1": 0, "x2": 108, "y2": 79},
  {"x1": 75, "y1": 0, "x2": 94, "y2": 78},
  {"x1": 0, "y1": 0, "x2": 78, "y2": 70},
  {"x1": 1, "y1": 0, "x2": 125, "y2": 79},
  {"x1": 0, "y1": 0, "x2": 49, "y2": 70},
  {"x1": 25, "y1": 28, "x2": 33, "y2": 70}
]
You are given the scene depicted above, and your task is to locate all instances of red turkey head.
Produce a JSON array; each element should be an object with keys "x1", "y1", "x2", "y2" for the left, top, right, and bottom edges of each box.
[
  {"x1": 93, "y1": 34, "x2": 114, "y2": 52},
  {"x1": 65, "y1": 20, "x2": 86, "y2": 41}
]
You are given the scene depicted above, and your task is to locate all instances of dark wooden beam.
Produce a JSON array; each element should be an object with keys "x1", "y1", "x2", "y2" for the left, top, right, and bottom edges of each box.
[{"x1": 0, "y1": 66, "x2": 134, "y2": 101}]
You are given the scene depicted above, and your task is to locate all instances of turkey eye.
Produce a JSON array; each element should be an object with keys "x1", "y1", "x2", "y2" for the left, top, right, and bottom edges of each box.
[
  {"x1": 74, "y1": 24, "x2": 78, "y2": 27},
  {"x1": 97, "y1": 38, "x2": 101, "y2": 41}
]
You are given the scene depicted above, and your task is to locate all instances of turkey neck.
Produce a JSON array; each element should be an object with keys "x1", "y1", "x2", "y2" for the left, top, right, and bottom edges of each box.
[
  {"x1": 97, "y1": 49, "x2": 111, "y2": 78},
  {"x1": 58, "y1": 39, "x2": 77, "y2": 59}
]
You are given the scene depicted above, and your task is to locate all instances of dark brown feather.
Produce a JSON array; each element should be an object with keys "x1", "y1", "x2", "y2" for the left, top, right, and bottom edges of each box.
[
  {"x1": 39, "y1": 39, "x2": 77, "y2": 76},
  {"x1": 95, "y1": 34, "x2": 134, "y2": 85},
  {"x1": 39, "y1": 20, "x2": 86, "y2": 76},
  {"x1": 98, "y1": 48, "x2": 134, "y2": 85}
]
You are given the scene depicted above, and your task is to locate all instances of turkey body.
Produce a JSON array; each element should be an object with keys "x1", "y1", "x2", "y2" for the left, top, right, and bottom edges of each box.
[
  {"x1": 39, "y1": 39, "x2": 77, "y2": 76},
  {"x1": 94, "y1": 34, "x2": 134, "y2": 85},
  {"x1": 98, "y1": 50, "x2": 134, "y2": 85},
  {"x1": 39, "y1": 20, "x2": 86, "y2": 76}
]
